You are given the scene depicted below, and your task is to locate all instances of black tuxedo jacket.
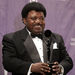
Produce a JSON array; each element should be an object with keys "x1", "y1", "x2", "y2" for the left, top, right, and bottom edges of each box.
[{"x1": 2, "y1": 27, "x2": 73, "y2": 75}]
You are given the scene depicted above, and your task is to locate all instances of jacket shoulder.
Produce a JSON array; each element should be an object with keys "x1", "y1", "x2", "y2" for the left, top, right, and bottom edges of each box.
[
  {"x1": 3, "y1": 28, "x2": 25, "y2": 40},
  {"x1": 52, "y1": 32, "x2": 64, "y2": 42}
]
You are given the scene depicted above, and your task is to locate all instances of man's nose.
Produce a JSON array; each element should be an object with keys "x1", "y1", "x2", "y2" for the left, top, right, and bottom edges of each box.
[{"x1": 35, "y1": 18, "x2": 41, "y2": 24}]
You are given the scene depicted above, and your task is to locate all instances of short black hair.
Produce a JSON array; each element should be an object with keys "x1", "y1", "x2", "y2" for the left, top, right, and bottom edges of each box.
[{"x1": 21, "y1": 2, "x2": 46, "y2": 18}]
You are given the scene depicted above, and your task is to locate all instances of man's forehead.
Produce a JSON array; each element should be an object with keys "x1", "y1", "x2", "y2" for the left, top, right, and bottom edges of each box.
[{"x1": 28, "y1": 10, "x2": 44, "y2": 17}]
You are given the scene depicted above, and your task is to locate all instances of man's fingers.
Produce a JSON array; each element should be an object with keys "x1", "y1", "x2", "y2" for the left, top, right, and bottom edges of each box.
[
  {"x1": 54, "y1": 61, "x2": 58, "y2": 65},
  {"x1": 40, "y1": 63, "x2": 51, "y2": 72},
  {"x1": 41, "y1": 67, "x2": 50, "y2": 73},
  {"x1": 41, "y1": 63, "x2": 49, "y2": 66},
  {"x1": 52, "y1": 65, "x2": 59, "y2": 69},
  {"x1": 42, "y1": 65, "x2": 50, "y2": 70}
]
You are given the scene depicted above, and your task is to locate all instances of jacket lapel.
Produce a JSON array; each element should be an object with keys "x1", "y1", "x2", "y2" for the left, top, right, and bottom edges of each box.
[
  {"x1": 24, "y1": 35, "x2": 41, "y2": 63},
  {"x1": 49, "y1": 41, "x2": 53, "y2": 63},
  {"x1": 43, "y1": 39, "x2": 48, "y2": 63},
  {"x1": 49, "y1": 34, "x2": 56, "y2": 63}
]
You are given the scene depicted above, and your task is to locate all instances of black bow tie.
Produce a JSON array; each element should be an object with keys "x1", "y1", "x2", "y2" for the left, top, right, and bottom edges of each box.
[{"x1": 31, "y1": 33, "x2": 43, "y2": 39}]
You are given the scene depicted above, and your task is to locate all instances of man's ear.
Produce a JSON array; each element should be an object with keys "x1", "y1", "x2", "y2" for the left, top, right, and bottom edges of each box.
[{"x1": 22, "y1": 18, "x2": 27, "y2": 24}]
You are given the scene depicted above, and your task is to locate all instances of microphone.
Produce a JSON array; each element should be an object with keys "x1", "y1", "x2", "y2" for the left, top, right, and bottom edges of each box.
[{"x1": 44, "y1": 30, "x2": 51, "y2": 38}]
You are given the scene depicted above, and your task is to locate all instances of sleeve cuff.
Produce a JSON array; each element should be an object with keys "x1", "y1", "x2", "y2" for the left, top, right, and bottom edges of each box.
[
  {"x1": 58, "y1": 64, "x2": 64, "y2": 75},
  {"x1": 27, "y1": 64, "x2": 33, "y2": 75}
]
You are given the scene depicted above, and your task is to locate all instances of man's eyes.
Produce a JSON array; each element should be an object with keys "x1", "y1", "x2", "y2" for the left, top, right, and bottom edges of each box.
[
  {"x1": 31, "y1": 17, "x2": 37, "y2": 20},
  {"x1": 30, "y1": 17, "x2": 44, "y2": 20}
]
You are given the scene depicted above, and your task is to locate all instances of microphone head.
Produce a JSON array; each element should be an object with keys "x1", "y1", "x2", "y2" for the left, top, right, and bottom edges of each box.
[{"x1": 44, "y1": 30, "x2": 51, "y2": 37}]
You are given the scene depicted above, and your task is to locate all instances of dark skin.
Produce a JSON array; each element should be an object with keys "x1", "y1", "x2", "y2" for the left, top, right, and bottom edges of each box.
[
  {"x1": 23, "y1": 10, "x2": 45, "y2": 34},
  {"x1": 23, "y1": 10, "x2": 61, "y2": 75}
]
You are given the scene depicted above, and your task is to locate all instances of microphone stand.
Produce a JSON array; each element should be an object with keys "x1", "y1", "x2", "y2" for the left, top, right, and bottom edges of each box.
[
  {"x1": 45, "y1": 38, "x2": 53, "y2": 75},
  {"x1": 44, "y1": 30, "x2": 55, "y2": 75}
]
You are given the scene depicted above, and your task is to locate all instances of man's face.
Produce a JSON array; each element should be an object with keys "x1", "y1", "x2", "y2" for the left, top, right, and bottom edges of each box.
[{"x1": 23, "y1": 10, "x2": 45, "y2": 34}]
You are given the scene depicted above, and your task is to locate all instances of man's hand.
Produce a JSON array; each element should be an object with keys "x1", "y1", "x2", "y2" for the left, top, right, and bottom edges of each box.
[
  {"x1": 31, "y1": 62, "x2": 50, "y2": 75},
  {"x1": 52, "y1": 62, "x2": 61, "y2": 75}
]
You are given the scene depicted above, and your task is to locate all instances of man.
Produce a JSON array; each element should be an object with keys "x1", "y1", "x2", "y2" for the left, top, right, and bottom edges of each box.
[{"x1": 2, "y1": 2, "x2": 73, "y2": 75}]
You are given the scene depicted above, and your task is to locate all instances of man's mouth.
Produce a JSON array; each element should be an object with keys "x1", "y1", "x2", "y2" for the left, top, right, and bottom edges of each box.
[
  {"x1": 33, "y1": 25, "x2": 42, "y2": 32},
  {"x1": 34, "y1": 25, "x2": 41, "y2": 27},
  {"x1": 34, "y1": 25, "x2": 42, "y2": 29}
]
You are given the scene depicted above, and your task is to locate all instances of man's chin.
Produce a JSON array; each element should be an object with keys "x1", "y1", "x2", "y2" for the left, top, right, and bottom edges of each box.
[{"x1": 32, "y1": 31, "x2": 43, "y2": 35}]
